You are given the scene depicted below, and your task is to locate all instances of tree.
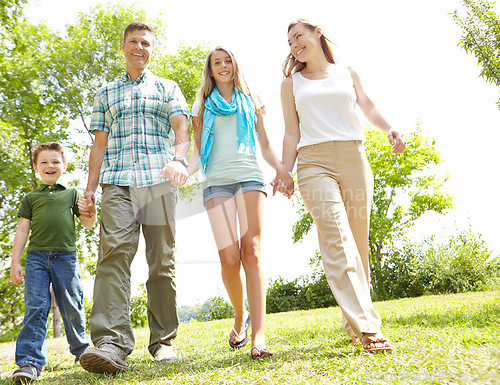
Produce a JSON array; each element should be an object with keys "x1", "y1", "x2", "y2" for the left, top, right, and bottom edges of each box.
[
  {"x1": 365, "y1": 126, "x2": 454, "y2": 273},
  {"x1": 453, "y1": 0, "x2": 500, "y2": 108},
  {"x1": 196, "y1": 296, "x2": 234, "y2": 322},
  {"x1": 291, "y1": 125, "x2": 454, "y2": 283},
  {"x1": 0, "y1": 0, "x2": 26, "y2": 27},
  {"x1": 0, "y1": 20, "x2": 69, "y2": 255}
]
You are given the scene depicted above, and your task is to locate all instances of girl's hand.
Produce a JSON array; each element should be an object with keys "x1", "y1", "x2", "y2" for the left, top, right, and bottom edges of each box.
[{"x1": 271, "y1": 172, "x2": 294, "y2": 199}]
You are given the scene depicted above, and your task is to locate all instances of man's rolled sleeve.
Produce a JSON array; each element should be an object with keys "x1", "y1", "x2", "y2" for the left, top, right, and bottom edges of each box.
[
  {"x1": 89, "y1": 92, "x2": 109, "y2": 134},
  {"x1": 165, "y1": 83, "x2": 191, "y2": 123}
]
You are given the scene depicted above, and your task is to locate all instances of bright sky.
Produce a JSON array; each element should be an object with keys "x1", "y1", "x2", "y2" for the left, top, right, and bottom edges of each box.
[{"x1": 26, "y1": 0, "x2": 500, "y2": 306}]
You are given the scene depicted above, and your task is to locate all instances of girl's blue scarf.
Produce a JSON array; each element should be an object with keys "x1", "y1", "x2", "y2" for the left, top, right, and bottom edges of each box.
[{"x1": 200, "y1": 87, "x2": 257, "y2": 174}]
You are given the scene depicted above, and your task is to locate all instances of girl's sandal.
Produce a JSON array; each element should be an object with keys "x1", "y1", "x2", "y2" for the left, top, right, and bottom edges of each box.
[
  {"x1": 361, "y1": 334, "x2": 394, "y2": 353},
  {"x1": 228, "y1": 314, "x2": 251, "y2": 349},
  {"x1": 251, "y1": 346, "x2": 274, "y2": 359}
]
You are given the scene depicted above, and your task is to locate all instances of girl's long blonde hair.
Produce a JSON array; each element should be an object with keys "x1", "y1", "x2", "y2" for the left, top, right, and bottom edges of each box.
[
  {"x1": 194, "y1": 46, "x2": 261, "y2": 150},
  {"x1": 282, "y1": 19, "x2": 337, "y2": 77}
]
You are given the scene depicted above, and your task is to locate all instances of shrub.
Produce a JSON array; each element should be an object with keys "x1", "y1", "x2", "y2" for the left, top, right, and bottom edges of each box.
[
  {"x1": 196, "y1": 296, "x2": 234, "y2": 321},
  {"x1": 372, "y1": 229, "x2": 500, "y2": 301},
  {"x1": 0, "y1": 268, "x2": 24, "y2": 342},
  {"x1": 130, "y1": 284, "x2": 148, "y2": 328},
  {"x1": 266, "y1": 277, "x2": 308, "y2": 313},
  {"x1": 266, "y1": 253, "x2": 336, "y2": 313}
]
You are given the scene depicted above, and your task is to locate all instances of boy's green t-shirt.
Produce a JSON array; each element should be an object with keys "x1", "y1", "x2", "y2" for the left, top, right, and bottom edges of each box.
[{"x1": 18, "y1": 183, "x2": 81, "y2": 252}]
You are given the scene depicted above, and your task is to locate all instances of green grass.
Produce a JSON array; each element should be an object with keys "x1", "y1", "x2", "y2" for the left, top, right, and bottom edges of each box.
[{"x1": 1, "y1": 291, "x2": 499, "y2": 384}]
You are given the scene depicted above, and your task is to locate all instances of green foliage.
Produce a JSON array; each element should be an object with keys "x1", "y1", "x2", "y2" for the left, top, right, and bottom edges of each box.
[
  {"x1": 266, "y1": 252, "x2": 336, "y2": 313},
  {"x1": 453, "y1": 0, "x2": 500, "y2": 108},
  {"x1": 0, "y1": 267, "x2": 24, "y2": 343},
  {"x1": 152, "y1": 43, "x2": 209, "y2": 109},
  {"x1": 266, "y1": 277, "x2": 308, "y2": 313},
  {"x1": 291, "y1": 191, "x2": 313, "y2": 244},
  {"x1": 83, "y1": 298, "x2": 92, "y2": 334},
  {"x1": 372, "y1": 229, "x2": 500, "y2": 301},
  {"x1": 130, "y1": 284, "x2": 148, "y2": 328},
  {"x1": 196, "y1": 296, "x2": 234, "y2": 321},
  {"x1": 365, "y1": 126, "x2": 454, "y2": 271},
  {"x1": 178, "y1": 304, "x2": 200, "y2": 323},
  {"x1": 0, "y1": 0, "x2": 27, "y2": 27}
]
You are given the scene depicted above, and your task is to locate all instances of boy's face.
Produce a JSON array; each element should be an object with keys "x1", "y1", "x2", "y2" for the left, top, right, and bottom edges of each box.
[{"x1": 33, "y1": 150, "x2": 67, "y2": 185}]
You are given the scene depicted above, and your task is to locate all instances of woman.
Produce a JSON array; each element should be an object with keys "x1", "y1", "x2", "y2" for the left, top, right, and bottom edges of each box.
[
  {"x1": 187, "y1": 46, "x2": 292, "y2": 358},
  {"x1": 274, "y1": 19, "x2": 405, "y2": 352}
]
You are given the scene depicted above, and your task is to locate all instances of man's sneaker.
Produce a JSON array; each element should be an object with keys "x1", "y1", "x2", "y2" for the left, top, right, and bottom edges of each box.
[
  {"x1": 79, "y1": 345, "x2": 129, "y2": 374},
  {"x1": 12, "y1": 365, "x2": 41, "y2": 383},
  {"x1": 153, "y1": 344, "x2": 178, "y2": 365}
]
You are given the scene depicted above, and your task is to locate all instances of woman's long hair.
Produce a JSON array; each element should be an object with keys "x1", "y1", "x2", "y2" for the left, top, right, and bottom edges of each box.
[
  {"x1": 282, "y1": 19, "x2": 337, "y2": 77},
  {"x1": 194, "y1": 46, "x2": 261, "y2": 150}
]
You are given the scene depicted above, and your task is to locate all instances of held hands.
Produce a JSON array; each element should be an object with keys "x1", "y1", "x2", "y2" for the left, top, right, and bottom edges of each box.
[
  {"x1": 79, "y1": 191, "x2": 96, "y2": 218},
  {"x1": 10, "y1": 261, "x2": 24, "y2": 286},
  {"x1": 387, "y1": 129, "x2": 406, "y2": 154},
  {"x1": 271, "y1": 167, "x2": 295, "y2": 199},
  {"x1": 161, "y1": 160, "x2": 189, "y2": 187}
]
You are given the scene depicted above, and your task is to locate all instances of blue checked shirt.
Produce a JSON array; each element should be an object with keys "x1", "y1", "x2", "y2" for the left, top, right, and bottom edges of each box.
[{"x1": 90, "y1": 70, "x2": 190, "y2": 188}]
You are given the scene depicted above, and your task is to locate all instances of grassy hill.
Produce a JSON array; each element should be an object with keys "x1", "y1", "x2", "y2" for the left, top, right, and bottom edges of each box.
[{"x1": 0, "y1": 290, "x2": 498, "y2": 384}]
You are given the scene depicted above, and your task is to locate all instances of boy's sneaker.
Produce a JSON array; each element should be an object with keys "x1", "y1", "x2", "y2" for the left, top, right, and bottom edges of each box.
[
  {"x1": 12, "y1": 365, "x2": 41, "y2": 383},
  {"x1": 79, "y1": 345, "x2": 129, "y2": 374}
]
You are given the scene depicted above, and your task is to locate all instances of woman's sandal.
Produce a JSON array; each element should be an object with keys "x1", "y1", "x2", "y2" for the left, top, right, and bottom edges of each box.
[
  {"x1": 228, "y1": 314, "x2": 251, "y2": 349},
  {"x1": 361, "y1": 334, "x2": 394, "y2": 353},
  {"x1": 251, "y1": 346, "x2": 274, "y2": 359}
]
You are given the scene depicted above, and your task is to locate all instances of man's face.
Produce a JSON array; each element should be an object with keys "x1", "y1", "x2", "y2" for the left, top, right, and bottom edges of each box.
[{"x1": 121, "y1": 29, "x2": 155, "y2": 72}]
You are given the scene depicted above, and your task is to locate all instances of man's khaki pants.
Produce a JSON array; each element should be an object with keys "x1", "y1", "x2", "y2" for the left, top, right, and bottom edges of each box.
[
  {"x1": 297, "y1": 140, "x2": 382, "y2": 339},
  {"x1": 90, "y1": 182, "x2": 178, "y2": 357}
]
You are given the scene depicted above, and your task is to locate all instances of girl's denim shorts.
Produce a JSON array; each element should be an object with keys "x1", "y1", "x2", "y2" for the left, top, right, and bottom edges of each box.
[{"x1": 202, "y1": 181, "x2": 267, "y2": 205}]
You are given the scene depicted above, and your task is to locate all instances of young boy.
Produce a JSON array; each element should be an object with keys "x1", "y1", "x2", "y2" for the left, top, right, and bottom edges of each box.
[{"x1": 10, "y1": 142, "x2": 96, "y2": 383}]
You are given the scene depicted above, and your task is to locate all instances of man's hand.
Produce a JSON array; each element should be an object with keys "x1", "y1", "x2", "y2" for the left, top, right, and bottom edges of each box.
[
  {"x1": 161, "y1": 161, "x2": 188, "y2": 186},
  {"x1": 78, "y1": 196, "x2": 96, "y2": 218}
]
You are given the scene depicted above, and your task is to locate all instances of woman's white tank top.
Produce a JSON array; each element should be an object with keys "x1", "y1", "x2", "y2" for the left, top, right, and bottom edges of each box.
[{"x1": 292, "y1": 63, "x2": 365, "y2": 150}]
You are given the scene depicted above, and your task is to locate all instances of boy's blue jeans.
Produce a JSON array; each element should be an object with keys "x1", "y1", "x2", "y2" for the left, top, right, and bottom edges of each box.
[{"x1": 15, "y1": 251, "x2": 90, "y2": 371}]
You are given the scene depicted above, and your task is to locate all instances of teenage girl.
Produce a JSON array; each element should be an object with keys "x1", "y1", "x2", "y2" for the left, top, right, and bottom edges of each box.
[{"x1": 186, "y1": 46, "x2": 293, "y2": 358}]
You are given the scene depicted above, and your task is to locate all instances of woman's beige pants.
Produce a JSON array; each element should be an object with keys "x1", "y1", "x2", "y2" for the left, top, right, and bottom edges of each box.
[{"x1": 297, "y1": 140, "x2": 381, "y2": 338}]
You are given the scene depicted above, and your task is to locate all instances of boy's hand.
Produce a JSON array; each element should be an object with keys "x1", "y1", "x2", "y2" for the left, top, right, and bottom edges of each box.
[
  {"x1": 78, "y1": 196, "x2": 96, "y2": 218},
  {"x1": 10, "y1": 262, "x2": 24, "y2": 286}
]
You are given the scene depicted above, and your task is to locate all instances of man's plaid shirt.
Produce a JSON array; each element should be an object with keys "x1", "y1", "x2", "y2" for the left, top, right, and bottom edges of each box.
[{"x1": 90, "y1": 70, "x2": 190, "y2": 188}]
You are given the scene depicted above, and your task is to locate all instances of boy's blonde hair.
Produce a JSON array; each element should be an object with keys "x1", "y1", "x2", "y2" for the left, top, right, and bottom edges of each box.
[{"x1": 32, "y1": 142, "x2": 66, "y2": 166}]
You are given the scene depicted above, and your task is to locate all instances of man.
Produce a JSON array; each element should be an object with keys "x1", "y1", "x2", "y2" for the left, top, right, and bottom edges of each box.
[{"x1": 79, "y1": 22, "x2": 190, "y2": 374}]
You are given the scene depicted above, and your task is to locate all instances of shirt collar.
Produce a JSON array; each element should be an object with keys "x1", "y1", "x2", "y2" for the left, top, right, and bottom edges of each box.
[
  {"x1": 36, "y1": 183, "x2": 67, "y2": 191},
  {"x1": 122, "y1": 70, "x2": 152, "y2": 85}
]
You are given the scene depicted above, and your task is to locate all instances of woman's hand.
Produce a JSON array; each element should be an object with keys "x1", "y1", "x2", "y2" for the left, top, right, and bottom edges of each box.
[{"x1": 387, "y1": 129, "x2": 406, "y2": 154}]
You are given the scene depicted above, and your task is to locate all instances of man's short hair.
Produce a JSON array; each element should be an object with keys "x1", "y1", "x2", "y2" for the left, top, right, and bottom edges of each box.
[
  {"x1": 32, "y1": 142, "x2": 66, "y2": 165},
  {"x1": 123, "y1": 22, "x2": 155, "y2": 42}
]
